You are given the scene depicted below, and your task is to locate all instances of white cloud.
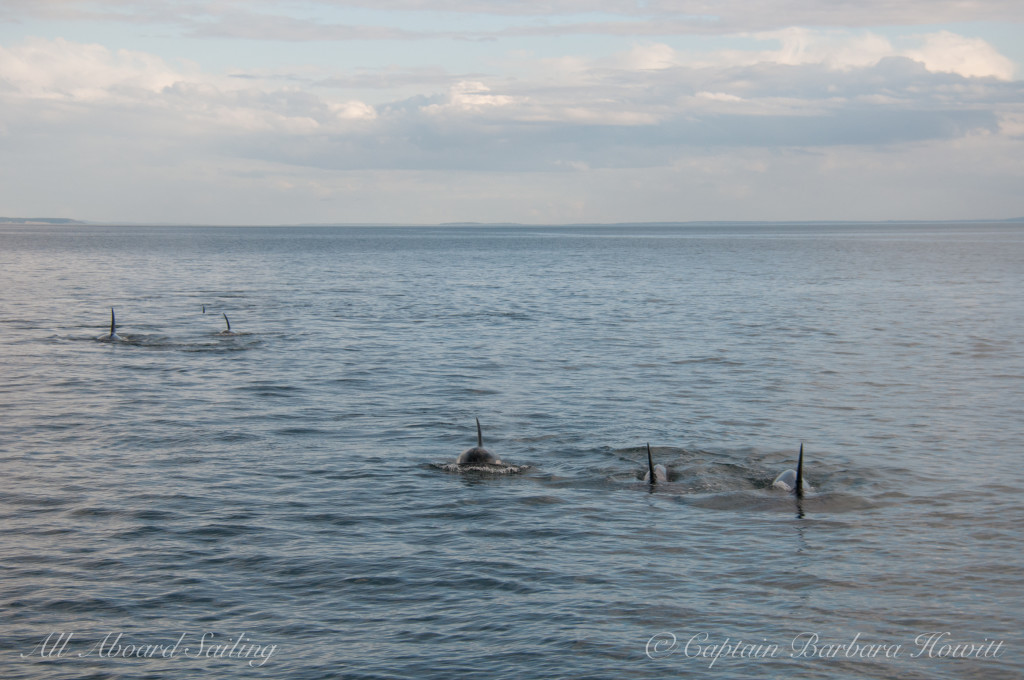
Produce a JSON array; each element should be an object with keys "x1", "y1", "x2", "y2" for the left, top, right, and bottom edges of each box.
[
  {"x1": 905, "y1": 30, "x2": 1016, "y2": 80},
  {"x1": 2, "y1": 31, "x2": 1014, "y2": 175},
  {"x1": 331, "y1": 100, "x2": 378, "y2": 120},
  {"x1": 0, "y1": 37, "x2": 184, "y2": 101},
  {"x1": 755, "y1": 27, "x2": 895, "y2": 70},
  {"x1": 0, "y1": 37, "x2": 377, "y2": 134},
  {"x1": 620, "y1": 43, "x2": 677, "y2": 70},
  {"x1": 679, "y1": 28, "x2": 1015, "y2": 80},
  {"x1": 422, "y1": 80, "x2": 520, "y2": 115},
  {"x1": 1, "y1": 8, "x2": 1022, "y2": 223},
  {"x1": 696, "y1": 92, "x2": 744, "y2": 102}
]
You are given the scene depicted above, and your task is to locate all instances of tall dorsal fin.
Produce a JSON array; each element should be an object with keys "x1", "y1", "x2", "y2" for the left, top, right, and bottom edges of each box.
[
  {"x1": 202, "y1": 304, "x2": 206, "y2": 314},
  {"x1": 109, "y1": 308, "x2": 116, "y2": 338},
  {"x1": 647, "y1": 443, "x2": 656, "y2": 485},
  {"x1": 476, "y1": 418, "x2": 483, "y2": 447},
  {"x1": 794, "y1": 442, "x2": 804, "y2": 499},
  {"x1": 223, "y1": 313, "x2": 231, "y2": 332}
]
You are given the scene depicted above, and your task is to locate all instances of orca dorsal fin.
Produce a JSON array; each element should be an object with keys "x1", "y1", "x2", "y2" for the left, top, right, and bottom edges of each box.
[
  {"x1": 476, "y1": 418, "x2": 483, "y2": 447},
  {"x1": 202, "y1": 304, "x2": 206, "y2": 314},
  {"x1": 647, "y1": 442, "x2": 656, "y2": 485},
  {"x1": 794, "y1": 442, "x2": 804, "y2": 499},
  {"x1": 223, "y1": 313, "x2": 231, "y2": 332},
  {"x1": 109, "y1": 308, "x2": 116, "y2": 338}
]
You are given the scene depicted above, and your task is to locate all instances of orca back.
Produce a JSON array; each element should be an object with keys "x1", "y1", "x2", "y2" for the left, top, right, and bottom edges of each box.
[
  {"x1": 644, "y1": 443, "x2": 667, "y2": 484},
  {"x1": 458, "y1": 418, "x2": 500, "y2": 465}
]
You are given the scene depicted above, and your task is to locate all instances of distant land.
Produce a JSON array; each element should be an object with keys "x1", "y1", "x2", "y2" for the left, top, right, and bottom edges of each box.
[
  {"x1": 2, "y1": 217, "x2": 1023, "y2": 227},
  {"x1": 0, "y1": 217, "x2": 85, "y2": 225}
]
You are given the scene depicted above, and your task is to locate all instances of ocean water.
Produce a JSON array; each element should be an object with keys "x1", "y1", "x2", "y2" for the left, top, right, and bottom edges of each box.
[{"x1": 1, "y1": 222, "x2": 1022, "y2": 679}]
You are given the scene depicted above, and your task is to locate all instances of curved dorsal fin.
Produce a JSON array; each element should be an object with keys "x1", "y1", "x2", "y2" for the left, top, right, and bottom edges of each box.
[
  {"x1": 476, "y1": 417, "x2": 483, "y2": 447},
  {"x1": 223, "y1": 313, "x2": 231, "y2": 332},
  {"x1": 647, "y1": 442, "x2": 656, "y2": 485},
  {"x1": 795, "y1": 442, "x2": 804, "y2": 499}
]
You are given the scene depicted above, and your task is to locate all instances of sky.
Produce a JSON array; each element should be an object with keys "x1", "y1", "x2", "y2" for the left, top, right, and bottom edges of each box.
[{"x1": 1, "y1": 1, "x2": 1023, "y2": 225}]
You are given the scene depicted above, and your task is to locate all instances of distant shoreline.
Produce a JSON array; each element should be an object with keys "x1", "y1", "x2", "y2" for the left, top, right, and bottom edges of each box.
[
  {"x1": 0, "y1": 217, "x2": 86, "y2": 225},
  {"x1": 2, "y1": 217, "x2": 1022, "y2": 228}
]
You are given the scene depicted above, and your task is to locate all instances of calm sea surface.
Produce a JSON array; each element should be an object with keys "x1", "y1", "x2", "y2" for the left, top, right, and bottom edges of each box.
[{"x1": 1, "y1": 223, "x2": 1022, "y2": 679}]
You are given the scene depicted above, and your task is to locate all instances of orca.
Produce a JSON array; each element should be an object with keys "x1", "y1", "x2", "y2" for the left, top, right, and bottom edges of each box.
[
  {"x1": 202, "y1": 304, "x2": 206, "y2": 314},
  {"x1": 643, "y1": 443, "x2": 668, "y2": 484},
  {"x1": 219, "y1": 313, "x2": 236, "y2": 335},
  {"x1": 772, "y1": 443, "x2": 807, "y2": 498},
  {"x1": 98, "y1": 307, "x2": 123, "y2": 342},
  {"x1": 457, "y1": 418, "x2": 501, "y2": 465}
]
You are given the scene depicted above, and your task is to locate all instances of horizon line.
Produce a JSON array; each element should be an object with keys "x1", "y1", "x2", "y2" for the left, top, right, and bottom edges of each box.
[{"x1": 3, "y1": 217, "x2": 1024, "y2": 228}]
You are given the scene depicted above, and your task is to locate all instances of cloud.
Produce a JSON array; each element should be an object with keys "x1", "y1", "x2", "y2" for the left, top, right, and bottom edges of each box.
[
  {"x1": 745, "y1": 27, "x2": 1016, "y2": 80},
  {"x1": 2, "y1": 20, "x2": 1022, "y2": 223},
  {"x1": 598, "y1": 29, "x2": 1016, "y2": 80},
  {"x1": 0, "y1": 37, "x2": 184, "y2": 101},
  {"x1": 421, "y1": 80, "x2": 520, "y2": 115},
  {"x1": 620, "y1": 43, "x2": 677, "y2": 70},
  {"x1": 751, "y1": 27, "x2": 897, "y2": 71},
  {"x1": 0, "y1": 37, "x2": 377, "y2": 134},
  {"x1": 905, "y1": 30, "x2": 1016, "y2": 80},
  {"x1": 2, "y1": 32, "x2": 1016, "y2": 173}
]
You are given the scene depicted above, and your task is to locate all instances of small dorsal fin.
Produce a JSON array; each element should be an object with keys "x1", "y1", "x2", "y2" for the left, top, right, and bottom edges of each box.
[
  {"x1": 223, "y1": 313, "x2": 231, "y2": 332},
  {"x1": 476, "y1": 418, "x2": 483, "y2": 447},
  {"x1": 647, "y1": 443, "x2": 656, "y2": 486},
  {"x1": 794, "y1": 442, "x2": 804, "y2": 499}
]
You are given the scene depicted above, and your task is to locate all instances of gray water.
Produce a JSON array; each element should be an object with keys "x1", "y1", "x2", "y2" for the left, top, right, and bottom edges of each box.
[{"x1": 1, "y1": 223, "x2": 1022, "y2": 679}]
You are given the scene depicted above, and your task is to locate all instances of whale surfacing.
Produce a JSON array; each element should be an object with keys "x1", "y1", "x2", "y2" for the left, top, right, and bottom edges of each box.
[
  {"x1": 219, "y1": 313, "x2": 236, "y2": 335},
  {"x1": 98, "y1": 308, "x2": 123, "y2": 342},
  {"x1": 643, "y1": 443, "x2": 668, "y2": 484},
  {"x1": 458, "y1": 418, "x2": 501, "y2": 465},
  {"x1": 773, "y1": 443, "x2": 808, "y2": 497}
]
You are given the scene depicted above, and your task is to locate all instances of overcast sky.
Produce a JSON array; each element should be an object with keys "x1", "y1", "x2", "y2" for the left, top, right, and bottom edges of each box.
[{"x1": 1, "y1": 1, "x2": 1022, "y2": 224}]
